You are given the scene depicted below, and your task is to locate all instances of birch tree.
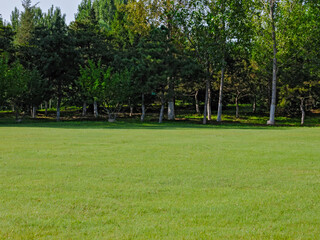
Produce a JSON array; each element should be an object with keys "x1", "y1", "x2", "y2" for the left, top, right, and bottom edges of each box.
[{"x1": 175, "y1": 0, "x2": 252, "y2": 123}]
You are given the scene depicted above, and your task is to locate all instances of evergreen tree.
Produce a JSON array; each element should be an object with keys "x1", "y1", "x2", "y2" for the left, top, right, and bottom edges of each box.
[
  {"x1": 33, "y1": 7, "x2": 79, "y2": 121},
  {"x1": 15, "y1": 0, "x2": 35, "y2": 46}
]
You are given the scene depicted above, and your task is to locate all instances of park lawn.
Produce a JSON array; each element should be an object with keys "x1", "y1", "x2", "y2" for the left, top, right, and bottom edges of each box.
[{"x1": 0, "y1": 122, "x2": 320, "y2": 239}]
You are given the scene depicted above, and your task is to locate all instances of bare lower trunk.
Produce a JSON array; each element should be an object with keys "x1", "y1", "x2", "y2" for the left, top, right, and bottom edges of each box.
[
  {"x1": 128, "y1": 98, "x2": 133, "y2": 117},
  {"x1": 167, "y1": 81, "x2": 175, "y2": 120},
  {"x1": 82, "y1": 102, "x2": 87, "y2": 117},
  {"x1": 49, "y1": 99, "x2": 52, "y2": 109},
  {"x1": 130, "y1": 106, "x2": 133, "y2": 117},
  {"x1": 300, "y1": 98, "x2": 305, "y2": 126},
  {"x1": 159, "y1": 104, "x2": 165, "y2": 123},
  {"x1": 203, "y1": 80, "x2": 209, "y2": 124},
  {"x1": 56, "y1": 96, "x2": 61, "y2": 122},
  {"x1": 217, "y1": 67, "x2": 225, "y2": 122},
  {"x1": 267, "y1": 2, "x2": 277, "y2": 125},
  {"x1": 159, "y1": 92, "x2": 165, "y2": 123},
  {"x1": 195, "y1": 90, "x2": 200, "y2": 114},
  {"x1": 252, "y1": 97, "x2": 256, "y2": 113},
  {"x1": 45, "y1": 101, "x2": 48, "y2": 116},
  {"x1": 32, "y1": 106, "x2": 37, "y2": 119},
  {"x1": 207, "y1": 86, "x2": 212, "y2": 120},
  {"x1": 93, "y1": 99, "x2": 98, "y2": 118},
  {"x1": 141, "y1": 94, "x2": 146, "y2": 122},
  {"x1": 236, "y1": 97, "x2": 239, "y2": 118},
  {"x1": 168, "y1": 101, "x2": 175, "y2": 120}
]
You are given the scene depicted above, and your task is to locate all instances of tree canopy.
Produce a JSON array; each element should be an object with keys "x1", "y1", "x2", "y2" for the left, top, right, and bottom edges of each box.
[{"x1": 0, "y1": 0, "x2": 319, "y2": 125}]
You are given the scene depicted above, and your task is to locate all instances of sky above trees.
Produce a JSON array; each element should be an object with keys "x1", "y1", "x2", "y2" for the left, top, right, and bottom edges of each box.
[{"x1": 0, "y1": 0, "x2": 80, "y2": 24}]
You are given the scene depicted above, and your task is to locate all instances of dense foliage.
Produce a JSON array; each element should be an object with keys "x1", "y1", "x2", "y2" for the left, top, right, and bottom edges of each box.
[{"x1": 0, "y1": 0, "x2": 319, "y2": 125}]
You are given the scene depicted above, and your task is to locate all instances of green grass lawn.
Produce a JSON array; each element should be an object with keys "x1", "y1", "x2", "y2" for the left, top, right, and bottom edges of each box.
[{"x1": 0, "y1": 121, "x2": 320, "y2": 239}]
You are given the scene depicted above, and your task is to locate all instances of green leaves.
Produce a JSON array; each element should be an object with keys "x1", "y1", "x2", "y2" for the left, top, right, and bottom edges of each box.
[{"x1": 79, "y1": 59, "x2": 110, "y2": 101}]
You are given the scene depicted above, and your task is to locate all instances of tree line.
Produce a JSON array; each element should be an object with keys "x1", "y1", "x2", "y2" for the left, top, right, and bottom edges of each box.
[{"x1": 0, "y1": 0, "x2": 319, "y2": 124}]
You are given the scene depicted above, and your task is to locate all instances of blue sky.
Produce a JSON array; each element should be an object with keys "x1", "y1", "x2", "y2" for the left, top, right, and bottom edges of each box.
[{"x1": 0, "y1": 0, "x2": 82, "y2": 24}]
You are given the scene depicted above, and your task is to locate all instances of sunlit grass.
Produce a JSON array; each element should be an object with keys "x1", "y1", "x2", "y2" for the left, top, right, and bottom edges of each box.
[{"x1": 0, "y1": 122, "x2": 320, "y2": 239}]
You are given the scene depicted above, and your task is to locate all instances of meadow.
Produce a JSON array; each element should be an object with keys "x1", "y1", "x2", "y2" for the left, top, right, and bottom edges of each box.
[{"x1": 0, "y1": 121, "x2": 320, "y2": 239}]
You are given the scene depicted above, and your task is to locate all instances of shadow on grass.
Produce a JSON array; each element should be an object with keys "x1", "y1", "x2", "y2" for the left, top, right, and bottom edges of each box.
[
  {"x1": 0, "y1": 117, "x2": 305, "y2": 131},
  {"x1": 1, "y1": 109, "x2": 319, "y2": 130}
]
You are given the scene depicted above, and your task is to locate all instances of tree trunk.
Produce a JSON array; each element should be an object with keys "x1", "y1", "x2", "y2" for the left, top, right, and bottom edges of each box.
[
  {"x1": 128, "y1": 98, "x2": 133, "y2": 117},
  {"x1": 82, "y1": 102, "x2": 87, "y2": 117},
  {"x1": 159, "y1": 92, "x2": 165, "y2": 123},
  {"x1": 252, "y1": 96, "x2": 256, "y2": 113},
  {"x1": 168, "y1": 101, "x2": 175, "y2": 120},
  {"x1": 56, "y1": 96, "x2": 61, "y2": 122},
  {"x1": 168, "y1": 82, "x2": 175, "y2": 120},
  {"x1": 130, "y1": 106, "x2": 133, "y2": 117},
  {"x1": 49, "y1": 99, "x2": 52, "y2": 109},
  {"x1": 195, "y1": 90, "x2": 200, "y2": 114},
  {"x1": 217, "y1": 66, "x2": 225, "y2": 122},
  {"x1": 93, "y1": 99, "x2": 98, "y2": 118},
  {"x1": 166, "y1": 15, "x2": 174, "y2": 121},
  {"x1": 45, "y1": 101, "x2": 48, "y2": 116},
  {"x1": 32, "y1": 105, "x2": 37, "y2": 119},
  {"x1": 207, "y1": 86, "x2": 212, "y2": 120},
  {"x1": 203, "y1": 80, "x2": 209, "y2": 124},
  {"x1": 267, "y1": 2, "x2": 277, "y2": 125},
  {"x1": 141, "y1": 93, "x2": 146, "y2": 122},
  {"x1": 300, "y1": 98, "x2": 305, "y2": 126},
  {"x1": 235, "y1": 96, "x2": 239, "y2": 118}
]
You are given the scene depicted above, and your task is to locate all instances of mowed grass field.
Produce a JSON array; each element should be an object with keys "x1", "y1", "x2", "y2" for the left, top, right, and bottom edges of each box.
[{"x1": 0, "y1": 122, "x2": 320, "y2": 239}]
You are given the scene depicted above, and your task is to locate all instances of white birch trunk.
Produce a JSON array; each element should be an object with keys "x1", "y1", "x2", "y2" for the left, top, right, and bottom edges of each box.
[
  {"x1": 267, "y1": 1, "x2": 277, "y2": 125},
  {"x1": 159, "y1": 104, "x2": 165, "y2": 123},
  {"x1": 217, "y1": 67, "x2": 225, "y2": 122},
  {"x1": 159, "y1": 93, "x2": 165, "y2": 123},
  {"x1": 207, "y1": 86, "x2": 212, "y2": 120},
  {"x1": 300, "y1": 98, "x2": 305, "y2": 126},
  {"x1": 195, "y1": 90, "x2": 200, "y2": 114},
  {"x1": 129, "y1": 98, "x2": 133, "y2": 117},
  {"x1": 32, "y1": 106, "x2": 36, "y2": 119},
  {"x1": 166, "y1": 16, "x2": 175, "y2": 121},
  {"x1": 236, "y1": 97, "x2": 239, "y2": 118},
  {"x1": 168, "y1": 101, "x2": 175, "y2": 120},
  {"x1": 56, "y1": 96, "x2": 61, "y2": 122},
  {"x1": 252, "y1": 97, "x2": 256, "y2": 113},
  {"x1": 130, "y1": 106, "x2": 133, "y2": 117},
  {"x1": 141, "y1": 94, "x2": 146, "y2": 122},
  {"x1": 203, "y1": 80, "x2": 209, "y2": 124},
  {"x1": 93, "y1": 99, "x2": 98, "y2": 118},
  {"x1": 167, "y1": 81, "x2": 175, "y2": 120}
]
